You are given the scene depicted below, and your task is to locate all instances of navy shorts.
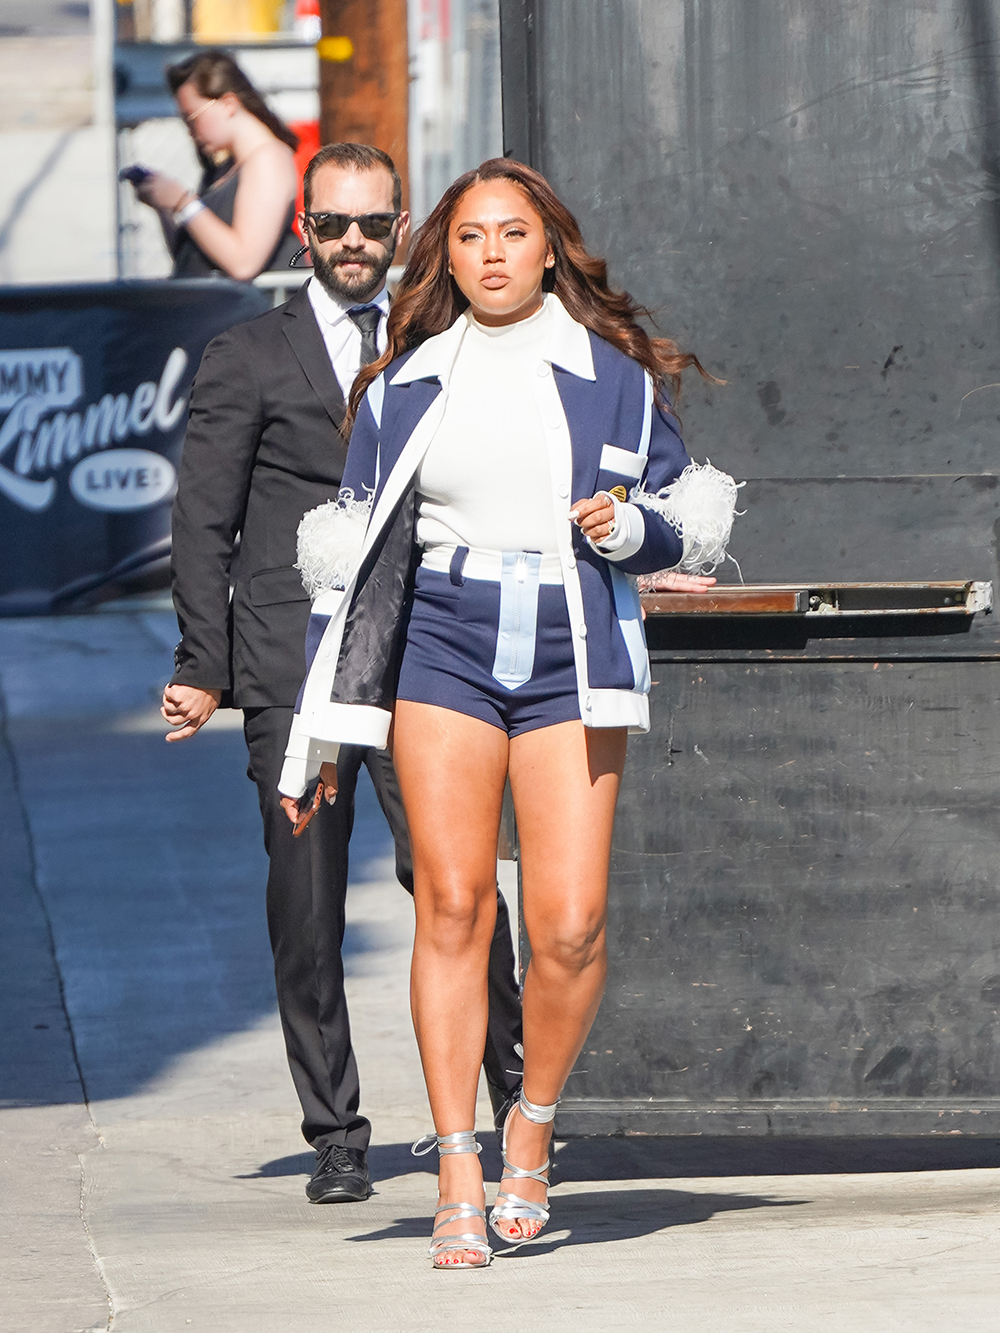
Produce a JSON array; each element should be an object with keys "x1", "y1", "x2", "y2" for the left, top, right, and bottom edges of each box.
[{"x1": 396, "y1": 555, "x2": 581, "y2": 738}]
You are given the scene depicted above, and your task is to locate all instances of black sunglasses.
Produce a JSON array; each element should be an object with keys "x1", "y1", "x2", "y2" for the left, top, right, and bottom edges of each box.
[{"x1": 304, "y1": 211, "x2": 399, "y2": 241}]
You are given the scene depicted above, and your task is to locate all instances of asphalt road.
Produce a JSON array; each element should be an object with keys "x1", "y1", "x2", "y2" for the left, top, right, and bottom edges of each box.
[{"x1": 1, "y1": 603, "x2": 997, "y2": 1332}]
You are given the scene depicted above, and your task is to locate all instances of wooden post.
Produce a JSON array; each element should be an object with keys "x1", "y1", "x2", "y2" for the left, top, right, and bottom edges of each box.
[{"x1": 317, "y1": 0, "x2": 410, "y2": 209}]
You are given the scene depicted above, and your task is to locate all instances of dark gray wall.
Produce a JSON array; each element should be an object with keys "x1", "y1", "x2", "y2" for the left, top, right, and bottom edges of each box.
[
  {"x1": 501, "y1": 0, "x2": 1000, "y2": 580},
  {"x1": 501, "y1": 1, "x2": 1000, "y2": 1135}
]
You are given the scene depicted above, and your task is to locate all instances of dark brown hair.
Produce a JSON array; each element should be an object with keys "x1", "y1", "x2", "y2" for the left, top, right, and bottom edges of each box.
[
  {"x1": 303, "y1": 143, "x2": 402, "y2": 213},
  {"x1": 166, "y1": 50, "x2": 299, "y2": 152},
  {"x1": 349, "y1": 157, "x2": 712, "y2": 425}
]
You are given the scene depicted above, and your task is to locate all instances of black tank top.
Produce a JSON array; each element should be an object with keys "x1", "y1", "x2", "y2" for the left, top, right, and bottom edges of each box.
[{"x1": 171, "y1": 164, "x2": 300, "y2": 279}]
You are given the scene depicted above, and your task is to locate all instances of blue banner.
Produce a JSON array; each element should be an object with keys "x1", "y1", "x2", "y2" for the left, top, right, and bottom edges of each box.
[{"x1": 0, "y1": 279, "x2": 268, "y2": 614}]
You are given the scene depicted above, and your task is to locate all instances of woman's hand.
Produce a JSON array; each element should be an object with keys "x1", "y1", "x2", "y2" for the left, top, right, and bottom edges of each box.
[
  {"x1": 569, "y1": 493, "x2": 616, "y2": 543},
  {"x1": 161, "y1": 684, "x2": 222, "y2": 740},
  {"x1": 279, "y1": 795, "x2": 301, "y2": 825},
  {"x1": 318, "y1": 760, "x2": 339, "y2": 804},
  {"x1": 279, "y1": 761, "x2": 339, "y2": 826},
  {"x1": 134, "y1": 171, "x2": 191, "y2": 214},
  {"x1": 569, "y1": 498, "x2": 719, "y2": 592}
]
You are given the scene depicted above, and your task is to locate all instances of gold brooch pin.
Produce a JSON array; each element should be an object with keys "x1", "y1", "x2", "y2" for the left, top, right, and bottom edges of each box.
[{"x1": 608, "y1": 485, "x2": 627, "y2": 503}]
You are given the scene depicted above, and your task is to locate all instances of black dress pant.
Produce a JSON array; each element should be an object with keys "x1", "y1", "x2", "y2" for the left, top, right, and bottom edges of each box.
[{"x1": 244, "y1": 705, "x2": 523, "y2": 1152}]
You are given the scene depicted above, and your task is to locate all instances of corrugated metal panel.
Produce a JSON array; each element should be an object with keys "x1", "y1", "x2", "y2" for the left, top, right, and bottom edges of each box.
[
  {"x1": 501, "y1": 1, "x2": 1000, "y2": 1135},
  {"x1": 502, "y1": 1, "x2": 1000, "y2": 485}
]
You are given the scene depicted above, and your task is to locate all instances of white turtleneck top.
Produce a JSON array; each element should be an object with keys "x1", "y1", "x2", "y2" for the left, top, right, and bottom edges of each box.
[{"x1": 415, "y1": 297, "x2": 560, "y2": 555}]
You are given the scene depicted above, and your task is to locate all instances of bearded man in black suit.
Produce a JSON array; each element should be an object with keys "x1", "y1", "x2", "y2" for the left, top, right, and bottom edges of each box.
[{"x1": 161, "y1": 144, "x2": 523, "y2": 1204}]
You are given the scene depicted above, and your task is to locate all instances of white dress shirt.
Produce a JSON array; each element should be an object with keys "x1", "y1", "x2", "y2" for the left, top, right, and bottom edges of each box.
[{"x1": 306, "y1": 276, "x2": 390, "y2": 399}]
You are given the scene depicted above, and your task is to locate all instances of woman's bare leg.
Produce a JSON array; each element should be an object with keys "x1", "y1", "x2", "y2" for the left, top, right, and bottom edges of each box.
[
  {"x1": 499, "y1": 720, "x2": 626, "y2": 1239},
  {"x1": 392, "y1": 700, "x2": 510, "y2": 1265}
]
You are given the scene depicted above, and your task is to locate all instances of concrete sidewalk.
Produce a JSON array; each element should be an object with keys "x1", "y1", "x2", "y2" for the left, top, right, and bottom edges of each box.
[{"x1": 1, "y1": 606, "x2": 997, "y2": 1333}]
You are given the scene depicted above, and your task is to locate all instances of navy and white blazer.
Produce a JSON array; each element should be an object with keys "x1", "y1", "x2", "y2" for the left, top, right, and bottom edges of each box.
[{"x1": 279, "y1": 295, "x2": 737, "y2": 797}]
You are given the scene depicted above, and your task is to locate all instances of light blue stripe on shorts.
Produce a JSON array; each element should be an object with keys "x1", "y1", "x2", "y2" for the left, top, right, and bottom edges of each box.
[{"x1": 492, "y1": 551, "x2": 543, "y2": 690}]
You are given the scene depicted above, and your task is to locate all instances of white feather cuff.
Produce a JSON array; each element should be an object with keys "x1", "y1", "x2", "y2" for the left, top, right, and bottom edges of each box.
[
  {"x1": 631, "y1": 461, "x2": 741, "y2": 574},
  {"x1": 294, "y1": 491, "x2": 372, "y2": 598}
]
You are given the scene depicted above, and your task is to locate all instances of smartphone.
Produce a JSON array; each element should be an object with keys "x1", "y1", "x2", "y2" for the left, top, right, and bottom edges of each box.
[
  {"x1": 292, "y1": 780, "x2": 324, "y2": 838},
  {"x1": 118, "y1": 164, "x2": 153, "y2": 185}
]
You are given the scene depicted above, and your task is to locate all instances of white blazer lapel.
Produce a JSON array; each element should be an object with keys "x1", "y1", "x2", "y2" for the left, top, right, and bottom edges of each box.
[
  {"x1": 298, "y1": 315, "x2": 471, "y2": 739},
  {"x1": 362, "y1": 316, "x2": 469, "y2": 551}
]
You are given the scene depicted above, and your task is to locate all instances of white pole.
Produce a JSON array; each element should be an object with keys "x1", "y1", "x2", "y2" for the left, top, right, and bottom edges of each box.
[
  {"x1": 91, "y1": 0, "x2": 119, "y2": 279},
  {"x1": 152, "y1": 0, "x2": 186, "y2": 43}
]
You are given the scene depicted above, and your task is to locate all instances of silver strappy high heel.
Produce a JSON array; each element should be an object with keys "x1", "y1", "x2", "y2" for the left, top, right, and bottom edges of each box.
[
  {"x1": 489, "y1": 1089, "x2": 557, "y2": 1242},
  {"x1": 412, "y1": 1129, "x2": 492, "y2": 1270}
]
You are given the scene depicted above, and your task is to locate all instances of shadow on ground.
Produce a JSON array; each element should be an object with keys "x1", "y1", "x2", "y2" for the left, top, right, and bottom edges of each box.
[
  {"x1": 0, "y1": 606, "x2": 402, "y2": 1109},
  {"x1": 345, "y1": 1185, "x2": 803, "y2": 1254},
  {"x1": 243, "y1": 1133, "x2": 1000, "y2": 1190}
]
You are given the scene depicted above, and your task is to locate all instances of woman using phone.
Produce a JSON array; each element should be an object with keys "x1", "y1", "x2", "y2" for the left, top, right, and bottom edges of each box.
[
  {"x1": 127, "y1": 50, "x2": 299, "y2": 281},
  {"x1": 278, "y1": 159, "x2": 738, "y2": 1268}
]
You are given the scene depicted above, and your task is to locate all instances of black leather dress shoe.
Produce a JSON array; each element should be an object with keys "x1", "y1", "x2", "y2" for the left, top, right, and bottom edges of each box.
[{"x1": 306, "y1": 1144, "x2": 371, "y2": 1203}]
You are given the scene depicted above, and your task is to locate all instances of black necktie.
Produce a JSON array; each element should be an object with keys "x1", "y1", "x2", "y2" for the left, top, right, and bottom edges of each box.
[{"x1": 348, "y1": 304, "x2": 382, "y2": 366}]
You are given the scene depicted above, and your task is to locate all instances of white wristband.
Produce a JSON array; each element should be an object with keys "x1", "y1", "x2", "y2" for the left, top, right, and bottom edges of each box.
[{"x1": 174, "y1": 197, "x2": 205, "y2": 227}]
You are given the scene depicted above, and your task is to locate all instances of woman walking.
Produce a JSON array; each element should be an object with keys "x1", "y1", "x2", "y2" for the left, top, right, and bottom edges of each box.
[
  {"x1": 278, "y1": 159, "x2": 738, "y2": 1268},
  {"x1": 127, "y1": 50, "x2": 300, "y2": 280}
]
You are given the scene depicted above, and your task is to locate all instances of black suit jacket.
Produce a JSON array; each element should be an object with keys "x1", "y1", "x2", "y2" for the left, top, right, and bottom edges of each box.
[{"x1": 170, "y1": 283, "x2": 349, "y2": 707}]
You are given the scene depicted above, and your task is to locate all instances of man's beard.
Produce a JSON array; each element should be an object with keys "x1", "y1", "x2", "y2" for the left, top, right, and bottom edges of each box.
[{"x1": 309, "y1": 238, "x2": 395, "y2": 302}]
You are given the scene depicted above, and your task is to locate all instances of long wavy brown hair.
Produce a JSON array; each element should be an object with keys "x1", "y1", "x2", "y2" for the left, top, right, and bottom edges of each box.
[{"x1": 349, "y1": 157, "x2": 712, "y2": 426}]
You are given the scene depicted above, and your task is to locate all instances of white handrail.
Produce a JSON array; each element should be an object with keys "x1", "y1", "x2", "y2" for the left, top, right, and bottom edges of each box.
[
  {"x1": 253, "y1": 270, "x2": 310, "y2": 290},
  {"x1": 253, "y1": 265, "x2": 406, "y2": 305}
]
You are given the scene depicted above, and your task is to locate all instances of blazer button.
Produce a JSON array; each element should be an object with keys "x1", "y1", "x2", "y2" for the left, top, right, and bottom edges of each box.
[
  {"x1": 536, "y1": 362, "x2": 550, "y2": 376},
  {"x1": 558, "y1": 485, "x2": 569, "y2": 498},
  {"x1": 584, "y1": 694, "x2": 592, "y2": 711},
  {"x1": 567, "y1": 555, "x2": 576, "y2": 569},
  {"x1": 578, "y1": 623, "x2": 588, "y2": 638}
]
